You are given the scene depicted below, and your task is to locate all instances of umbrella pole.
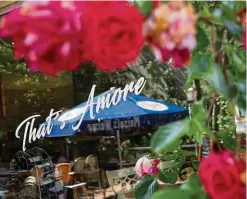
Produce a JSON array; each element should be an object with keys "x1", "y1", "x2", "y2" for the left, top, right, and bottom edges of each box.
[
  {"x1": 117, "y1": 130, "x2": 123, "y2": 169},
  {"x1": 66, "y1": 143, "x2": 69, "y2": 160},
  {"x1": 64, "y1": 139, "x2": 69, "y2": 160}
]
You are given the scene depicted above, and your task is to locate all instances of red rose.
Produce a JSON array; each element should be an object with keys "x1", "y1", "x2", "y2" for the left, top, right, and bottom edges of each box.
[
  {"x1": 237, "y1": 8, "x2": 246, "y2": 50},
  {"x1": 160, "y1": 47, "x2": 190, "y2": 67},
  {"x1": 0, "y1": 6, "x2": 32, "y2": 59},
  {"x1": 152, "y1": 158, "x2": 160, "y2": 166},
  {"x1": 238, "y1": 7, "x2": 246, "y2": 28},
  {"x1": 199, "y1": 150, "x2": 246, "y2": 199},
  {"x1": 79, "y1": 1, "x2": 144, "y2": 72},
  {"x1": 0, "y1": 1, "x2": 84, "y2": 75},
  {"x1": 150, "y1": 165, "x2": 160, "y2": 175}
]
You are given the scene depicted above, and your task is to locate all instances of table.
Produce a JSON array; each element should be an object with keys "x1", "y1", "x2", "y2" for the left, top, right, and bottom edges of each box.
[
  {"x1": 69, "y1": 169, "x2": 107, "y2": 187},
  {"x1": 0, "y1": 190, "x2": 8, "y2": 199},
  {"x1": 69, "y1": 169, "x2": 107, "y2": 198},
  {"x1": 65, "y1": 182, "x2": 87, "y2": 199}
]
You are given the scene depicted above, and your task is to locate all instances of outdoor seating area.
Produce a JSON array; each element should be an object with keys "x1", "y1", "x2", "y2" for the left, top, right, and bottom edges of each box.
[
  {"x1": 0, "y1": 145, "x2": 185, "y2": 199},
  {"x1": 0, "y1": 1, "x2": 246, "y2": 199}
]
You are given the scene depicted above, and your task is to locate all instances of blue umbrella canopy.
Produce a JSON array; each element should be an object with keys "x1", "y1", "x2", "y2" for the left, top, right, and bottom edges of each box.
[{"x1": 46, "y1": 90, "x2": 188, "y2": 138}]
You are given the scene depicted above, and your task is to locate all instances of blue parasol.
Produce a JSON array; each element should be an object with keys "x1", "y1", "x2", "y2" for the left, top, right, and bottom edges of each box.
[{"x1": 45, "y1": 90, "x2": 188, "y2": 138}]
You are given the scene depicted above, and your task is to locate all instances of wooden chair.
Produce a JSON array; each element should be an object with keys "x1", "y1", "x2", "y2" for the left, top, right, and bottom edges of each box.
[
  {"x1": 106, "y1": 167, "x2": 138, "y2": 199},
  {"x1": 55, "y1": 163, "x2": 72, "y2": 184},
  {"x1": 56, "y1": 163, "x2": 88, "y2": 199}
]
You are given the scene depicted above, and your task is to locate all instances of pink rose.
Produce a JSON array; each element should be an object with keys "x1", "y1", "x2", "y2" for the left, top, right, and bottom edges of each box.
[
  {"x1": 199, "y1": 150, "x2": 246, "y2": 199},
  {"x1": 135, "y1": 157, "x2": 153, "y2": 177},
  {"x1": 0, "y1": 1, "x2": 84, "y2": 75},
  {"x1": 237, "y1": 8, "x2": 246, "y2": 50},
  {"x1": 135, "y1": 157, "x2": 160, "y2": 177}
]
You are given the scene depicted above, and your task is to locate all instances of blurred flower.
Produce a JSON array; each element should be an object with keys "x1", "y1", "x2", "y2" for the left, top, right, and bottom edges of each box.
[
  {"x1": 135, "y1": 157, "x2": 160, "y2": 177},
  {"x1": 78, "y1": 1, "x2": 144, "y2": 72},
  {"x1": 120, "y1": 140, "x2": 130, "y2": 147},
  {"x1": 152, "y1": 1, "x2": 161, "y2": 9},
  {"x1": 135, "y1": 157, "x2": 153, "y2": 177},
  {"x1": 240, "y1": 150, "x2": 246, "y2": 162},
  {"x1": 238, "y1": 7, "x2": 246, "y2": 50},
  {"x1": 240, "y1": 171, "x2": 246, "y2": 185},
  {"x1": 151, "y1": 166, "x2": 160, "y2": 175},
  {"x1": 199, "y1": 150, "x2": 246, "y2": 199},
  {"x1": 243, "y1": 31, "x2": 246, "y2": 50},
  {"x1": 0, "y1": 1, "x2": 84, "y2": 75},
  {"x1": 144, "y1": 1, "x2": 197, "y2": 67},
  {"x1": 238, "y1": 7, "x2": 246, "y2": 28},
  {"x1": 121, "y1": 141, "x2": 126, "y2": 146},
  {"x1": 120, "y1": 140, "x2": 131, "y2": 160},
  {"x1": 152, "y1": 158, "x2": 160, "y2": 166},
  {"x1": 243, "y1": 137, "x2": 246, "y2": 147}
]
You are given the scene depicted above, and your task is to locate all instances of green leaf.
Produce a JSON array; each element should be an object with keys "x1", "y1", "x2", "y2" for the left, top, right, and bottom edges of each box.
[
  {"x1": 171, "y1": 161, "x2": 183, "y2": 172},
  {"x1": 207, "y1": 64, "x2": 229, "y2": 98},
  {"x1": 189, "y1": 53, "x2": 213, "y2": 79},
  {"x1": 184, "y1": 72, "x2": 193, "y2": 90},
  {"x1": 181, "y1": 174, "x2": 201, "y2": 192},
  {"x1": 151, "y1": 188, "x2": 191, "y2": 199},
  {"x1": 197, "y1": 193, "x2": 209, "y2": 199},
  {"x1": 235, "y1": 81, "x2": 246, "y2": 115},
  {"x1": 194, "y1": 25, "x2": 209, "y2": 51},
  {"x1": 233, "y1": 1, "x2": 246, "y2": 12},
  {"x1": 159, "y1": 172, "x2": 178, "y2": 184},
  {"x1": 232, "y1": 52, "x2": 246, "y2": 73},
  {"x1": 199, "y1": 5, "x2": 211, "y2": 17},
  {"x1": 135, "y1": 176, "x2": 158, "y2": 199},
  {"x1": 218, "y1": 130, "x2": 236, "y2": 150},
  {"x1": 221, "y1": 4, "x2": 236, "y2": 22},
  {"x1": 180, "y1": 174, "x2": 208, "y2": 199},
  {"x1": 226, "y1": 44, "x2": 246, "y2": 80},
  {"x1": 224, "y1": 20, "x2": 243, "y2": 40},
  {"x1": 195, "y1": 130, "x2": 203, "y2": 144},
  {"x1": 151, "y1": 119, "x2": 190, "y2": 153},
  {"x1": 133, "y1": 1, "x2": 153, "y2": 17},
  {"x1": 192, "y1": 161, "x2": 200, "y2": 170},
  {"x1": 193, "y1": 118, "x2": 215, "y2": 141},
  {"x1": 191, "y1": 101, "x2": 206, "y2": 121}
]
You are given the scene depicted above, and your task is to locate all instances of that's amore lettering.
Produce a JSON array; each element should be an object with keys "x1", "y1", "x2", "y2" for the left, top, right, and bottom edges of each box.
[{"x1": 15, "y1": 77, "x2": 146, "y2": 151}]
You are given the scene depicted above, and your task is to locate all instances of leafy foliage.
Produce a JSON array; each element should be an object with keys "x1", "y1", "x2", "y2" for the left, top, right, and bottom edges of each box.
[
  {"x1": 135, "y1": 176, "x2": 159, "y2": 199},
  {"x1": 159, "y1": 171, "x2": 177, "y2": 184},
  {"x1": 0, "y1": 41, "x2": 73, "y2": 131},
  {"x1": 216, "y1": 96, "x2": 236, "y2": 150},
  {"x1": 74, "y1": 46, "x2": 187, "y2": 105},
  {"x1": 145, "y1": 1, "x2": 246, "y2": 199}
]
